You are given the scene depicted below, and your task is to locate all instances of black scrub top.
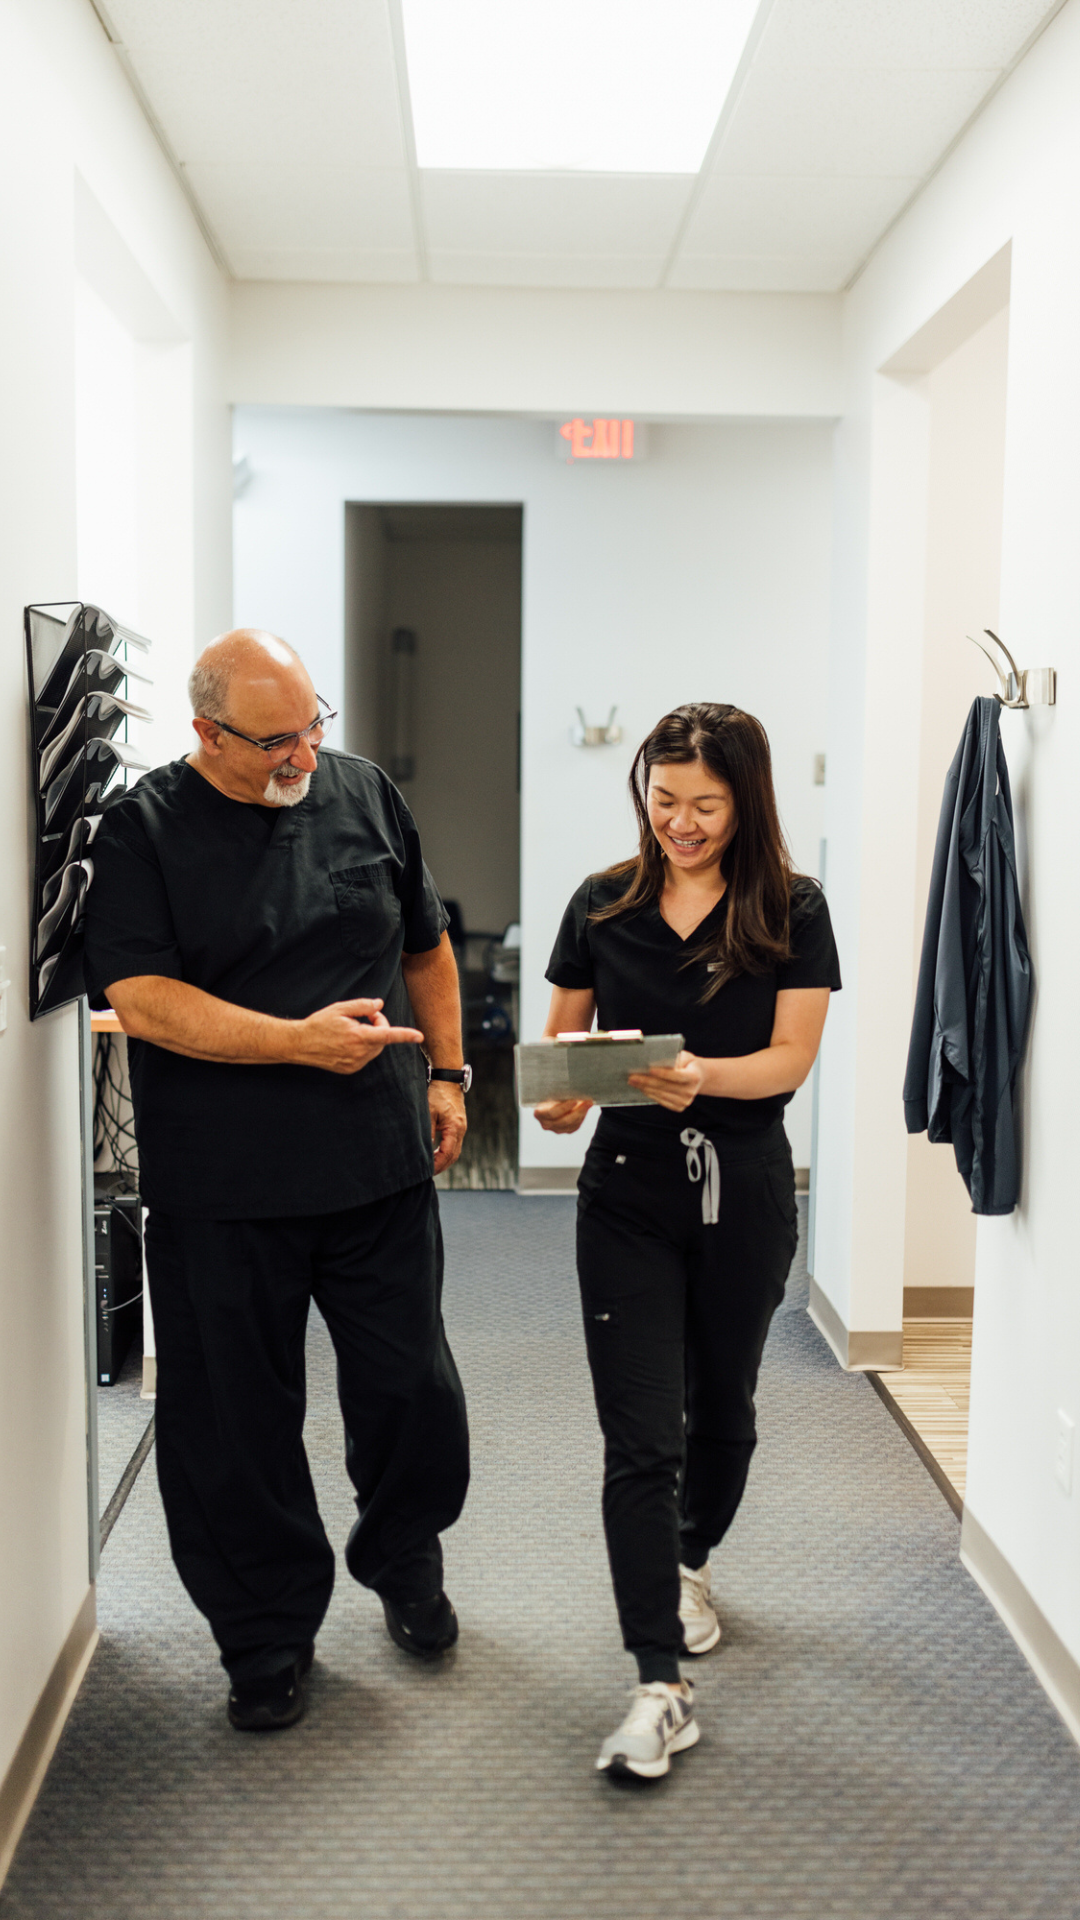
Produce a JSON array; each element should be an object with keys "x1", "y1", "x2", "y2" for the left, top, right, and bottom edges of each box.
[
  {"x1": 545, "y1": 871, "x2": 841, "y2": 1151},
  {"x1": 83, "y1": 750, "x2": 448, "y2": 1219}
]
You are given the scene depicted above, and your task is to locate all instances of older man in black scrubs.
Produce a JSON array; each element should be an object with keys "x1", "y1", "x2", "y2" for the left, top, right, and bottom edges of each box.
[{"x1": 83, "y1": 629, "x2": 471, "y2": 1732}]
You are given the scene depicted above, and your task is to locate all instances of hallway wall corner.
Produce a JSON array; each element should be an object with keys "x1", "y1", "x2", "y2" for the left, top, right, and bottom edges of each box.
[
  {"x1": 808, "y1": 1279, "x2": 904, "y2": 1372},
  {"x1": 961, "y1": 1510, "x2": 1080, "y2": 1752}
]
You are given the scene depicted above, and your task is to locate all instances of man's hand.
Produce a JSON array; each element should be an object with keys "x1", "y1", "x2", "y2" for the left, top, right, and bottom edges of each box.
[
  {"x1": 429, "y1": 1081, "x2": 467, "y2": 1174},
  {"x1": 292, "y1": 999, "x2": 423, "y2": 1075},
  {"x1": 106, "y1": 975, "x2": 424, "y2": 1071},
  {"x1": 534, "y1": 1097, "x2": 594, "y2": 1134},
  {"x1": 626, "y1": 1051, "x2": 704, "y2": 1112}
]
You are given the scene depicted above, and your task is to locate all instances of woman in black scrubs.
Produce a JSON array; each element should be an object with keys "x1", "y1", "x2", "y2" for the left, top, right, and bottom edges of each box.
[{"x1": 536, "y1": 702, "x2": 840, "y2": 1781}]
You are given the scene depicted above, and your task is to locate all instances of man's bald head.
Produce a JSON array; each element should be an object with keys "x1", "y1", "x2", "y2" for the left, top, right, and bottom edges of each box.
[{"x1": 188, "y1": 628, "x2": 306, "y2": 727}]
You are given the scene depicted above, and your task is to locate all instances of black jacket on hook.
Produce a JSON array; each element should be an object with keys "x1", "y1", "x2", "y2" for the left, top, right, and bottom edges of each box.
[{"x1": 903, "y1": 696, "x2": 1032, "y2": 1216}]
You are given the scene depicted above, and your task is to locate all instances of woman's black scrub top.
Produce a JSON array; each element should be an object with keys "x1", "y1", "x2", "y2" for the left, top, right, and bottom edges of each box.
[
  {"x1": 83, "y1": 749, "x2": 448, "y2": 1220},
  {"x1": 545, "y1": 872, "x2": 841, "y2": 1150}
]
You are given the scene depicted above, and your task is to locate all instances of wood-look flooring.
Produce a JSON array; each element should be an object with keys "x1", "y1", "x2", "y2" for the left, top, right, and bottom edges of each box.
[{"x1": 869, "y1": 1318, "x2": 972, "y2": 1515}]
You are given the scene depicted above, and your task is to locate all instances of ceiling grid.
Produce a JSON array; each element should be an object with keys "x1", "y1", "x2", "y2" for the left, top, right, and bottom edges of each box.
[{"x1": 94, "y1": 0, "x2": 1064, "y2": 292}]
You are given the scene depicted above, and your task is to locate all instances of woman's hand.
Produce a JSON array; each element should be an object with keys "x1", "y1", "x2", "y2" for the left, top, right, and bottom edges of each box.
[
  {"x1": 627, "y1": 1050, "x2": 704, "y2": 1112},
  {"x1": 534, "y1": 1098, "x2": 594, "y2": 1134}
]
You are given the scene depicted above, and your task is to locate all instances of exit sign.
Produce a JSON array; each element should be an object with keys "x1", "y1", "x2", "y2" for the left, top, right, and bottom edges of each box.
[{"x1": 556, "y1": 418, "x2": 646, "y2": 463}]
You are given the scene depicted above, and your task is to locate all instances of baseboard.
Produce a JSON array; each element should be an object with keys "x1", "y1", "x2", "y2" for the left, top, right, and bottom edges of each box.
[
  {"x1": 0, "y1": 1584, "x2": 98, "y2": 1888},
  {"x1": 141, "y1": 1354, "x2": 157, "y2": 1398},
  {"x1": 961, "y1": 1509, "x2": 1080, "y2": 1749},
  {"x1": 808, "y1": 1279, "x2": 904, "y2": 1372},
  {"x1": 794, "y1": 1166, "x2": 809, "y2": 1193},
  {"x1": 904, "y1": 1286, "x2": 974, "y2": 1318},
  {"x1": 516, "y1": 1167, "x2": 579, "y2": 1194}
]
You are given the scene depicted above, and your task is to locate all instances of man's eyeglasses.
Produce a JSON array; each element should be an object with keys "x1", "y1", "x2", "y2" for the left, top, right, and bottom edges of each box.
[{"x1": 214, "y1": 698, "x2": 337, "y2": 756}]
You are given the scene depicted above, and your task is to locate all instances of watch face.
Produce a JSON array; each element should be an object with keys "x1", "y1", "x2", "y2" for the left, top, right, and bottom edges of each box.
[{"x1": 462, "y1": 1064, "x2": 473, "y2": 1093}]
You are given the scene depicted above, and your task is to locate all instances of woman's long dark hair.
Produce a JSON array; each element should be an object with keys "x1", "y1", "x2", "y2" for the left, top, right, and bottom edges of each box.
[{"x1": 590, "y1": 703, "x2": 795, "y2": 997}]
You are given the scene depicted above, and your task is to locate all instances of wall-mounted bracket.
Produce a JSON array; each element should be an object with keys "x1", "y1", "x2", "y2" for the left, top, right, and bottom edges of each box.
[
  {"x1": 571, "y1": 705, "x2": 622, "y2": 747},
  {"x1": 969, "y1": 629, "x2": 1056, "y2": 709}
]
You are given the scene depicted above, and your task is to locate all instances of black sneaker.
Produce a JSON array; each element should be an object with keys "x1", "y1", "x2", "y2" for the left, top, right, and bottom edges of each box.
[
  {"x1": 380, "y1": 1590, "x2": 459, "y2": 1657},
  {"x1": 227, "y1": 1642, "x2": 314, "y2": 1732}
]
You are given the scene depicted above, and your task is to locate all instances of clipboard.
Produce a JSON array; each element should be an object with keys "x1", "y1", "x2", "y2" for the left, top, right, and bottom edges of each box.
[{"x1": 515, "y1": 1031, "x2": 684, "y2": 1107}]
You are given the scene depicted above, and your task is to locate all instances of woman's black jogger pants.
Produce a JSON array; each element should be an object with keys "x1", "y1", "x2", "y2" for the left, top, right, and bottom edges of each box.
[{"x1": 576, "y1": 1122, "x2": 798, "y2": 1683}]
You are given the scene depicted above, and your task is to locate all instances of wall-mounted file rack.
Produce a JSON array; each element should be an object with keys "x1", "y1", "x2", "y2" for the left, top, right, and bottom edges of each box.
[{"x1": 25, "y1": 602, "x2": 153, "y2": 1019}]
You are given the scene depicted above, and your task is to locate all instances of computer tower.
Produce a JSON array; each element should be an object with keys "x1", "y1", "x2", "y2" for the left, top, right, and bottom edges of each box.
[{"x1": 93, "y1": 1175, "x2": 143, "y2": 1386}]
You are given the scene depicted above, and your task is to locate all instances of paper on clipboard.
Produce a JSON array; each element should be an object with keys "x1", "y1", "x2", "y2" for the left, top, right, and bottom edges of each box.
[{"x1": 515, "y1": 1032, "x2": 684, "y2": 1107}]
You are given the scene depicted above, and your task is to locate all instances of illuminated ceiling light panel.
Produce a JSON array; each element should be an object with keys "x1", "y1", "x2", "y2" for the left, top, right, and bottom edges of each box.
[{"x1": 401, "y1": 0, "x2": 762, "y2": 174}]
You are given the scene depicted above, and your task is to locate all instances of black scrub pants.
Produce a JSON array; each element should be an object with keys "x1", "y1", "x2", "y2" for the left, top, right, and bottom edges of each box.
[
  {"x1": 144, "y1": 1179, "x2": 469, "y2": 1683},
  {"x1": 576, "y1": 1122, "x2": 798, "y2": 1683}
]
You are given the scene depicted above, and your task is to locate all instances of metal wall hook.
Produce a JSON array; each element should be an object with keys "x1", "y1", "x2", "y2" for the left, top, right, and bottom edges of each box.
[
  {"x1": 968, "y1": 629, "x2": 1056, "y2": 709},
  {"x1": 571, "y1": 705, "x2": 622, "y2": 747}
]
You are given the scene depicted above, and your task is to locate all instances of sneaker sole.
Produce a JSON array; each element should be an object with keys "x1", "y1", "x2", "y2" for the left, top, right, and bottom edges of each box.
[
  {"x1": 597, "y1": 1716, "x2": 700, "y2": 1779},
  {"x1": 681, "y1": 1619, "x2": 722, "y2": 1655}
]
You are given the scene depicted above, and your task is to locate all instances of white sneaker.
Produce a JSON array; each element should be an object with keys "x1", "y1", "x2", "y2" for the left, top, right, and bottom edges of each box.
[
  {"x1": 679, "y1": 1562, "x2": 721, "y2": 1655},
  {"x1": 595, "y1": 1682, "x2": 700, "y2": 1779}
]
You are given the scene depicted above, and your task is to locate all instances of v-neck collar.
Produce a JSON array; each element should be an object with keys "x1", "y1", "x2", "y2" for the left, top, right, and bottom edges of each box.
[
  {"x1": 180, "y1": 758, "x2": 305, "y2": 846},
  {"x1": 655, "y1": 888, "x2": 728, "y2": 947}
]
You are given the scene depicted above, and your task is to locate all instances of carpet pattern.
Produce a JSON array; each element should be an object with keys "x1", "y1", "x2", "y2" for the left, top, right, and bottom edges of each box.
[{"x1": 5, "y1": 1194, "x2": 1080, "y2": 1919}]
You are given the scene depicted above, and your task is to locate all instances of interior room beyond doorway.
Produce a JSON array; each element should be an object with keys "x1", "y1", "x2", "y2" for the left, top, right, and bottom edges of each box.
[
  {"x1": 344, "y1": 502, "x2": 523, "y2": 1188},
  {"x1": 866, "y1": 296, "x2": 1011, "y2": 1516}
]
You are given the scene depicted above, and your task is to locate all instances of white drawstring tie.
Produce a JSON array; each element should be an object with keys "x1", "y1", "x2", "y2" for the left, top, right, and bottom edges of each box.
[{"x1": 680, "y1": 1128, "x2": 720, "y2": 1225}]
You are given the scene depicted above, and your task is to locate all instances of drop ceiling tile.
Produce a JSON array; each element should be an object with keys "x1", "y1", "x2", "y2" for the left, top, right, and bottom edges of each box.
[
  {"x1": 420, "y1": 173, "x2": 694, "y2": 256},
  {"x1": 184, "y1": 165, "x2": 415, "y2": 254},
  {"x1": 757, "y1": 0, "x2": 1057, "y2": 71},
  {"x1": 667, "y1": 254, "x2": 854, "y2": 292},
  {"x1": 680, "y1": 172, "x2": 921, "y2": 257},
  {"x1": 103, "y1": 0, "x2": 405, "y2": 170},
  {"x1": 98, "y1": 0, "x2": 1064, "y2": 292},
  {"x1": 427, "y1": 252, "x2": 666, "y2": 289},
  {"x1": 230, "y1": 250, "x2": 420, "y2": 283},
  {"x1": 713, "y1": 62, "x2": 1000, "y2": 177}
]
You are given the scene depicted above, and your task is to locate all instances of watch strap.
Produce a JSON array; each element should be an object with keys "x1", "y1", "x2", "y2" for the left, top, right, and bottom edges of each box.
[{"x1": 428, "y1": 1064, "x2": 473, "y2": 1092}]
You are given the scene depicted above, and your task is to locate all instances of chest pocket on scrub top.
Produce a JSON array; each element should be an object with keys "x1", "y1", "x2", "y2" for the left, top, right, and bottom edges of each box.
[{"x1": 330, "y1": 863, "x2": 401, "y2": 959}]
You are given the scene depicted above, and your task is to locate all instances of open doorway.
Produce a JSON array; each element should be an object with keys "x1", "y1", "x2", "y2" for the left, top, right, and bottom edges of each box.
[
  {"x1": 344, "y1": 503, "x2": 523, "y2": 1188},
  {"x1": 869, "y1": 296, "x2": 1010, "y2": 1511}
]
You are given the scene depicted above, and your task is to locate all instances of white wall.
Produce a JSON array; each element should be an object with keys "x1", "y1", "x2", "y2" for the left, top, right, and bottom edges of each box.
[
  {"x1": 815, "y1": 0, "x2": 1080, "y2": 1720},
  {"x1": 342, "y1": 504, "x2": 387, "y2": 764},
  {"x1": 0, "y1": 0, "x2": 230, "y2": 1847},
  {"x1": 75, "y1": 281, "x2": 139, "y2": 621},
  {"x1": 232, "y1": 282, "x2": 842, "y2": 420},
  {"x1": 233, "y1": 407, "x2": 833, "y2": 1171}
]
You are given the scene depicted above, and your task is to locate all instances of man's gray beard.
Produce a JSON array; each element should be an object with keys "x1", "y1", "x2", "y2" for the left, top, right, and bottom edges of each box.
[{"x1": 263, "y1": 766, "x2": 313, "y2": 807}]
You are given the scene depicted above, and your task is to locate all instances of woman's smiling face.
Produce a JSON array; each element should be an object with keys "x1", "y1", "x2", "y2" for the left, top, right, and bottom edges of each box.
[{"x1": 646, "y1": 758, "x2": 738, "y2": 875}]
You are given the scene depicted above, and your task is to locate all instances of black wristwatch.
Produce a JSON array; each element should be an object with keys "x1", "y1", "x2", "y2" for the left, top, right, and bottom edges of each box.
[{"x1": 427, "y1": 1064, "x2": 473, "y2": 1093}]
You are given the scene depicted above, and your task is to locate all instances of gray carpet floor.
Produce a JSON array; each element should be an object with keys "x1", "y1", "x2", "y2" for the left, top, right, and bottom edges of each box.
[{"x1": 5, "y1": 1194, "x2": 1080, "y2": 1919}]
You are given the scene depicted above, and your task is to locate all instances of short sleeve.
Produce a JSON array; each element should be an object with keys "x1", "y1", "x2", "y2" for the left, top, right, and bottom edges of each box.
[
  {"x1": 392, "y1": 788, "x2": 450, "y2": 954},
  {"x1": 83, "y1": 806, "x2": 184, "y2": 1008},
  {"x1": 545, "y1": 879, "x2": 595, "y2": 989},
  {"x1": 776, "y1": 879, "x2": 842, "y2": 992}
]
